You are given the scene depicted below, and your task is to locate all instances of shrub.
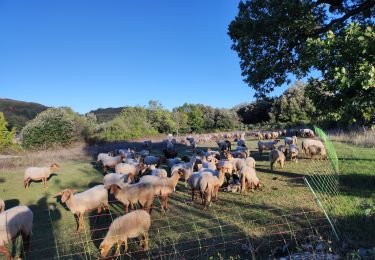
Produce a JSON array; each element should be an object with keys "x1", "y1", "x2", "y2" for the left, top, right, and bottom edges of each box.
[
  {"x1": 0, "y1": 112, "x2": 16, "y2": 151},
  {"x1": 21, "y1": 108, "x2": 76, "y2": 149}
]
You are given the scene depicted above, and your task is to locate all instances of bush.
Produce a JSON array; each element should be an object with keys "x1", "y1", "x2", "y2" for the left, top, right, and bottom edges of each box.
[
  {"x1": 0, "y1": 112, "x2": 16, "y2": 151},
  {"x1": 21, "y1": 108, "x2": 76, "y2": 149}
]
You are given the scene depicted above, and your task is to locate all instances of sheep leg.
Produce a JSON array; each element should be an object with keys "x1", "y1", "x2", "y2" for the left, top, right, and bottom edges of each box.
[
  {"x1": 131, "y1": 203, "x2": 135, "y2": 211},
  {"x1": 270, "y1": 162, "x2": 274, "y2": 171},
  {"x1": 124, "y1": 238, "x2": 128, "y2": 252},
  {"x1": 115, "y1": 240, "x2": 123, "y2": 256},
  {"x1": 43, "y1": 177, "x2": 48, "y2": 188},
  {"x1": 143, "y1": 233, "x2": 150, "y2": 250},
  {"x1": 165, "y1": 196, "x2": 169, "y2": 210},
  {"x1": 20, "y1": 232, "x2": 31, "y2": 258},
  {"x1": 0, "y1": 246, "x2": 11, "y2": 260},
  {"x1": 77, "y1": 213, "x2": 84, "y2": 232},
  {"x1": 125, "y1": 204, "x2": 129, "y2": 213}
]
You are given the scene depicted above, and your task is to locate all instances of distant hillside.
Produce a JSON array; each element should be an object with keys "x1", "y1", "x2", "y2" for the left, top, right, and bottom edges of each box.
[
  {"x1": 89, "y1": 107, "x2": 126, "y2": 123},
  {"x1": 0, "y1": 98, "x2": 48, "y2": 130}
]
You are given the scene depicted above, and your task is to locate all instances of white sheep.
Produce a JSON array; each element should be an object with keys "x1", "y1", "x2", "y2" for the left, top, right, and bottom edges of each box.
[
  {"x1": 301, "y1": 139, "x2": 325, "y2": 155},
  {"x1": 103, "y1": 173, "x2": 126, "y2": 187},
  {"x1": 188, "y1": 172, "x2": 203, "y2": 201},
  {"x1": 170, "y1": 158, "x2": 196, "y2": 184},
  {"x1": 119, "y1": 148, "x2": 135, "y2": 159},
  {"x1": 0, "y1": 199, "x2": 4, "y2": 213},
  {"x1": 245, "y1": 157, "x2": 256, "y2": 168},
  {"x1": 24, "y1": 163, "x2": 60, "y2": 188},
  {"x1": 115, "y1": 162, "x2": 145, "y2": 183},
  {"x1": 144, "y1": 155, "x2": 161, "y2": 166},
  {"x1": 258, "y1": 140, "x2": 280, "y2": 154},
  {"x1": 97, "y1": 153, "x2": 111, "y2": 164},
  {"x1": 198, "y1": 168, "x2": 225, "y2": 208},
  {"x1": 108, "y1": 182, "x2": 154, "y2": 213},
  {"x1": 99, "y1": 210, "x2": 151, "y2": 257},
  {"x1": 289, "y1": 144, "x2": 299, "y2": 162},
  {"x1": 285, "y1": 136, "x2": 297, "y2": 145},
  {"x1": 101, "y1": 155, "x2": 124, "y2": 172},
  {"x1": 150, "y1": 166, "x2": 168, "y2": 178},
  {"x1": 57, "y1": 185, "x2": 109, "y2": 232},
  {"x1": 300, "y1": 128, "x2": 315, "y2": 137},
  {"x1": 269, "y1": 149, "x2": 285, "y2": 171},
  {"x1": 0, "y1": 205, "x2": 33, "y2": 259},
  {"x1": 240, "y1": 166, "x2": 260, "y2": 193},
  {"x1": 138, "y1": 169, "x2": 185, "y2": 211}
]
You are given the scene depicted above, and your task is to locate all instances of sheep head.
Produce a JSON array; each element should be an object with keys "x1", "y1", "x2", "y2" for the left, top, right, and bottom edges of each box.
[
  {"x1": 109, "y1": 184, "x2": 123, "y2": 194},
  {"x1": 58, "y1": 189, "x2": 76, "y2": 203},
  {"x1": 99, "y1": 240, "x2": 114, "y2": 257},
  {"x1": 50, "y1": 163, "x2": 60, "y2": 171}
]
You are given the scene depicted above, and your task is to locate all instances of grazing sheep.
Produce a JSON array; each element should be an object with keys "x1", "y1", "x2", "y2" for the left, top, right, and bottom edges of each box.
[
  {"x1": 198, "y1": 168, "x2": 225, "y2": 208},
  {"x1": 0, "y1": 199, "x2": 4, "y2": 213},
  {"x1": 269, "y1": 149, "x2": 285, "y2": 171},
  {"x1": 216, "y1": 159, "x2": 234, "y2": 183},
  {"x1": 289, "y1": 144, "x2": 299, "y2": 162},
  {"x1": 231, "y1": 147, "x2": 250, "y2": 158},
  {"x1": 257, "y1": 132, "x2": 264, "y2": 140},
  {"x1": 306, "y1": 145, "x2": 327, "y2": 159},
  {"x1": 245, "y1": 157, "x2": 256, "y2": 168},
  {"x1": 115, "y1": 162, "x2": 145, "y2": 183},
  {"x1": 265, "y1": 133, "x2": 272, "y2": 140},
  {"x1": 300, "y1": 128, "x2": 315, "y2": 137},
  {"x1": 24, "y1": 163, "x2": 60, "y2": 188},
  {"x1": 57, "y1": 185, "x2": 109, "y2": 232},
  {"x1": 217, "y1": 140, "x2": 231, "y2": 151},
  {"x1": 258, "y1": 140, "x2": 280, "y2": 154},
  {"x1": 103, "y1": 173, "x2": 126, "y2": 187},
  {"x1": 277, "y1": 145, "x2": 288, "y2": 157},
  {"x1": 240, "y1": 166, "x2": 260, "y2": 193},
  {"x1": 301, "y1": 139, "x2": 325, "y2": 155},
  {"x1": 138, "y1": 169, "x2": 185, "y2": 211},
  {"x1": 119, "y1": 149, "x2": 135, "y2": 159},
  {"x1": 102, "y1": 155, "x2": 124, "y2": 172},
  {"x1": 144, "y1": 155, "x2": 161, "y2": 166},
  {"x1": 99, "y1": 210, "x2": 151, "y2": 257},
  {"x1": 285, "y1": 136, "x2": 298, "y2": 145},
  {"x1": 108, "y1": 183, "x2": 154, "y2": 213},
  {"x1": 224, "y1": 152, "x2": 245, "y2": 176},
  {"x1": 0, "y1": 206, "x2": 33, "y2": 259},
  {"x1": 271, "y1": 131, "x2": 279, "y2": 139},
  {"x1": 226, "y1": 182, "x2": 241, "y2": 193}
]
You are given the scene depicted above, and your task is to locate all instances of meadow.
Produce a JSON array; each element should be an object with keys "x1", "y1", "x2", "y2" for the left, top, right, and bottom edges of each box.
[{"x1": 0, "y1": 136, "x2": 374, "y2": 259}]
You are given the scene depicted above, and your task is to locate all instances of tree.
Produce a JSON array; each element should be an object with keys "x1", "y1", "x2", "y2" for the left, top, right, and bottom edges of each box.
[
  {"x1": 0, "y1": 112, "x2": 16, "y2": 150},
  {"x1": 271, "y1": 81, "x2": 316, "y2": 125},
  {"x1": 175, "y1": 104, "x2": 205, "y2": 133},
  {"x1": 303, "y1": 23, "x2": 375, "y2": 126},
  {"x1": 236, "y1": 98, "x2": 273, "y2": 125},
  {"x1": 21, "y1": 108, "x2": 76, "y2": 149},
  {"x1": 228, "y1": 0, "x2": 375, "y2": 96}
]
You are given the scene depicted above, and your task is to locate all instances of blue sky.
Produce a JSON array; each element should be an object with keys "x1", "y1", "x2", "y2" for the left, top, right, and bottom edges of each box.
[{"x1": 0, "y1": 0, "x2": 290, "y2": 113}]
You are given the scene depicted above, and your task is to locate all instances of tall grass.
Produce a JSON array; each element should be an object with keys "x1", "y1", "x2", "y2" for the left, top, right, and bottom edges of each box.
[{"x1": 328, "y1": 129, "x2": 375, "y2": 148}]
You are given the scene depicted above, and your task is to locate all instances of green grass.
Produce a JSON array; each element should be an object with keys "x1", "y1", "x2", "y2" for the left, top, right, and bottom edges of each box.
[{"x1": 0, "y1": 137, "x2": 374, "y2": 259}]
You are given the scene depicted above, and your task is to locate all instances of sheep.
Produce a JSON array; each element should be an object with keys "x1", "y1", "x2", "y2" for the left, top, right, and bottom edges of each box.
[
  {"x1": 257, "y1": 132, "x2": 264, "y2": 140},
  {"x1": 165, "y1": 158, "x2": 182, "y2": 169},
  {"x1": 271, "y1": 131, "x2": 279, "y2": 139},
  {"x1": 144, "y1": 155, "x2": 161, "y2": 167},
  {"x1": 289, "y1": 144, "x2": 299, "y2": 162},
  {"x1": 150, "y1": 167, "x2": 168, "y2": 178},
  {"x1": 188, "y1": 172, "x2": 203, "y2": 201},
  {"x1": 285, "y1": 136, "x2": 298, "y2": 145},
  {"x1": 103, "y1": 173, "x2": 126, "y2": 187},
  {"x1": 245, "y1": 157, "x2": 256, "y2": 168},
  {"x1": 0, "y1": 206, "x2": 33, "y2": 259},
  {"x1": 258, "y1": 140, "x2": 280, "y2": 154},
  {"x1": 306, "y1": 145, "x2": 327, "y2": 159},
  {"x1": 198, "y1": 168, "x2": 225, "y2": 208},
  {"x1": 171, "y1": 157, "x2": 196, "y2": 180},
  {"x1": 224, "y1": 151, "x2": 246, "y2": 176},
  {"x1": 108, "y1": 183, "x2": 154, "y2": 213},
  {"x1": 200, "y1": 157, "x2": 217, "y2": 171},
  {"x1": 186, "y1": 137, "x2": 197, "y2": 151},
  {"x1": 236, "y1": 139, "x2": 246, "y2": 148},
  {"x1": 115, "y1": 162, "x2": 145, "y2": 183},
  {"x1": 138, "y1": 169, "x2": 185, "y2": 211},
  {"x1": 217, "y1": 140, "x2": 231, "y2": 151},
  {"x1": 24, "y1": 163, "x2": 60, "y2": 188},
  {"x1": 269, "y1": 149, "x2": 285, "y2": 171},
  {"x1": 300, "y1": 128, "x2": 315, "y2": 137},
  {"x1": 301, "y1": 139, "x2": 325, "y2": 155},
  {"x1": 119, "y1": 148, "x2": 135, "y2": 159},
  {"x1": 216, "y1": 159, "x2": 234, "y2": 183},
  {"x1": 226, "y1": 182, "x2": 241, "y2": 193},
  {"x1": 0, "y1": 199, "x2": 4, "y2": 213},
  {"x1": 265, "y1": 133, "x2": 272, "y2": 140},
  {"x1": 99, "y1": 210, "x2": 150, "y2": 257},
  {"x1": 102, "y1": 155, "x2": 124, "y2": 172},
  {"x1": 57, "y1": 185, "x2": 109, "y2": 232},
  {"x1": 240, "y1": 166, "x2": 260, "y2": 193},
  {"x1": 166, "y1": 140, "x2": 174, "y2": 151},
  {"x1": 97, "y1": 153, "x2": 112, "y2": 164},
  {"x1": 277, "y1": 144, "x2": 288, "y2": 157},
  {"x1": 137, "y1": 149, "x2": 150, "y2": 158},
  {"x1": 230, "y1": 147, "x2": 250, "y2": 158}
]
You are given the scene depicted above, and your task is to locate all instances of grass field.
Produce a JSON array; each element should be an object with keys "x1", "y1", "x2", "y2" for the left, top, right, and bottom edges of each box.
[{"x1": 0, "y1": 137, "x2": 374, "y2": 259}]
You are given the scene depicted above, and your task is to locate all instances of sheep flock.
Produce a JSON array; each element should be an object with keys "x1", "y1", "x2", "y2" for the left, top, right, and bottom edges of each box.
[{"x1": 0, "y1": 127, "x2": 328, "y2": 258}]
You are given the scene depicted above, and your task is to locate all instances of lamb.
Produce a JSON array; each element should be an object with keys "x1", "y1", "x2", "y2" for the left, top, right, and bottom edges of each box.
[
  {"x1": 301, "y1": 139, "x2": 325, "y2": 155},
  {"x1": 170, "y1": 157, "x2": 196, "y2": 184},
  {"x1": 188, "y1": 172, "x2": 203, "y2": 201},
  {"x1": 198, "y1": 168, "x2": 225, "y2": 208},
  {"x1": 269, "y1": 149, "x2": 285, "y2": 171},
  {"x1": 277, "y1": 145, "x2": 288, "y2": 157},
  {"x1": 57, "y1": 185, "x2": 109, "y2": 232},
  {"x1": 138, "y1": 169, "x2": 185, "y2": 211},
  {"x1": 285, "y1": 136, "x2": 298, "y2": 145},
  {"x1": 258, "y1": 140, "x2": 280, "y2": 154},
  {"x1": 144, "y1": 155, "x2": 161, "y2": 167},
  {"x1": 115, "y1": 162, "x2": 145, "y2": 183},
  {"x1": 99, "y1": 210, "x2": 150, "y2": 257},
  {"x1": 103, "y1": 173, "x2": 126, "y2": 187},
  {"x1": 101, "y1": 155, "x2": 124, "y2": 172},
  {"x1": 0, "y1": 206, "x2": 33, "y2": 259},
  {"x1": 108, "y1": 183, "x2": 154, "y2": 213},
  {"x1": 240, "y1": 166, "x2": 260, "y2": 193},
  {"x1": 245, "y1": 157, "x2": 256, "y2": 168},
  {"x1": 24, "y1": 163, "x2": 60, "y2": 188},
  {"x1": 289, "y1": 144, "x2": 299, "y2": 162},
  {"x1": 300, "y1": 128, "x2": 315, "y2": 137},
  {"x1": 224, "y1": 151, "x2": 245, "y2": 176},
  {"x1": 0, "y1": 199, "x2": 4, "y2": 213}
]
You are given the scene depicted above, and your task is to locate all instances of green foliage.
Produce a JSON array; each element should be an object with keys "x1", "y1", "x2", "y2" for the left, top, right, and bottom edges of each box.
[
  {"x1": 21, "y1": 108, "x2": 76, "y2": 149},
  {"x1": 0, "y1": 112, "x2": 16, "y2": 150},
  {"x1": 147, "y1": 100, "x2": 176, "y2": 134},
  {"x1": 175, "y1": 103, "x2": 205, "y2": 133},
  {"x1": 235, "y1": 98, "x2": 273, "y2": 125},
  {"x1": 270, "y1": 82, "x2": 316, "y2": 125},
  {"x1": 304, "y1": 23, "x2": 375, "y2": 127},
  {"x1": 93, "y1": 106, "x2": 158, "y2": 141},
  {"x1": 0, "y1": 98, "x2": 48, "y2": 130}
]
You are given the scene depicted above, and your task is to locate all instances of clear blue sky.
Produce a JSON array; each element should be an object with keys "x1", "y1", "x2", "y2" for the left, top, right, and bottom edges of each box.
[{"x1": 0, "y1": 0, "x2": 289, "y2": 114}]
